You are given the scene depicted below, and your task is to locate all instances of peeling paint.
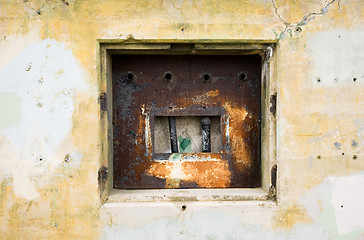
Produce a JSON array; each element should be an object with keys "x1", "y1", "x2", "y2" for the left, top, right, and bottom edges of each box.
[
  {"x1": 0, "y1": 0, "x2": 364, "y2": 238},
  {"x1": 271, "y1": 0, "x2": 338, "y2": 39},
  {"x1": 301, "y1": 171, "x2": 364, "y2": 238},
  {"x1": 0, "y1": 39, "x2": 87, "y2": 200}
]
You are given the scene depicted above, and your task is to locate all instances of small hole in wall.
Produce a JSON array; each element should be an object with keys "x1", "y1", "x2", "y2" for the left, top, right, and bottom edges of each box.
[
  {"x1": 25, "y1": 63, "x2": 32, "y2": 71},
  {"x1": 295, "y1": 27, "x2": 302, "y2": 32},
  {"x1": 353, "y1": 78, "x2": 357, "y2": 82},
  {"x1": 317, "y1": 155, "x2": 321, "y2": 159},
  {"x1": 64, "y1": 154, "x2": 71, "y2": 163},
  {"x1": 353, "y1": 155, "x2": 357, "y2": 160},
  {"x1": 202, "y1": 73, "x2": 211, "y2": 82},
  {"x1": 181, "y1": 205, "x2": 187, "y2": 211},
  {"x1": 125, "y1": 72, "x2": 135, "y2": 82},
  {"x1": 239, "y1": 72, "x2": 247, "y2": 81},
  {"x1": 37, "y1": 155, "x2": 45, "y2": 162},
  {"x1": 341, "y1": 205, "x2": 344, "y2": 208},
  {"x1": 342, "y1": 153, "x2": 345, "y2": 156},
  {"x1": 164, "y1": 72, "x2": 173, "y2": 82},
  {"x1": 317, "y1": 78, "x2": 321, "y2": 83}
]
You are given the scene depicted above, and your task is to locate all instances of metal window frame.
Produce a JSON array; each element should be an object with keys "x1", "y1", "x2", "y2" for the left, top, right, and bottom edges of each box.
[{"x1": 97, "y1": 39, "x2": 278, "y2": 202}]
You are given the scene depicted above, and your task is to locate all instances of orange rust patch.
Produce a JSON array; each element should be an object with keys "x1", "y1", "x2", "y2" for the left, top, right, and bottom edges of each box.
[
  {"x1": 192, "y1": 89, "x2": 220, "y2": 104},
  {"x1": 207, "y1": 89, "x2": 219, "y2": 97},
  {"x1": 230, "y1": 137, "x2": 252, "y2": 171},
  {"x1": 224, "y1": 102, "x2": 248, "y2": 124},
  {"x1": 224, "y1": 102, "x2": 251, "y2": 172},
  {"x1": 147, "y1": 160, "x2": 231, "y2": 188},
  {"x1": 147, "y1": 161, "x2": 171, "y2": 179},
  {"x1": 170, "y1": 153, "x2": 224, "y2": 159},
  {"x1": 182, "y1": 161, "x2": 231, "y2": 188},
  {"x1": 176, "y1": 89, "x2": 220, "y2": 107}
]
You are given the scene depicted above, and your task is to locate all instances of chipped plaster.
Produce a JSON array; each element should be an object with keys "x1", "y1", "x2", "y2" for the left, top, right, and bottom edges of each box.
[
  {"x1": 0, "y1": 0, "x2": 363, "y2": 238},
  {"x1": 271, "y1": 0, "x2": 338, "y2": 39},
  {"x1": 0, "y1": 39, "x2": 87, "y2": 200}
]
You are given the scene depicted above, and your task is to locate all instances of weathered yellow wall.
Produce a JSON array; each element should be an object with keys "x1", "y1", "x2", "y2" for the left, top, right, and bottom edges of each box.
[{"x1": 0, "y1": 0, "x2": 364, "y2": 239}]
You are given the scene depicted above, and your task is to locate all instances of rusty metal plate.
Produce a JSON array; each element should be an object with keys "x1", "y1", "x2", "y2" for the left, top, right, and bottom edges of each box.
[{"x1": 112, "y1": 54, "x2": 261, "y2": 189}]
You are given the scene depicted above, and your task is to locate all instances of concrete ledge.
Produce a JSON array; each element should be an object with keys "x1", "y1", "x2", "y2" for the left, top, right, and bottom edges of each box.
[
  {"x1": 107, "y1": 188, "x2": 271, "y2": 203},
  {"x1": 100, "y1": 200, "x2": 278, "y2": 232}
]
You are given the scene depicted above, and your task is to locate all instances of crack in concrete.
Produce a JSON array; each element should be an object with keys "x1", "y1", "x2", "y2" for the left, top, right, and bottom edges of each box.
[
  {"x1": 171, "y1": 0, "x2": 185, "y2": 19},
  {"x1": 5, "y1": 0, "x2": 71, "y2": 15},
  {"x1": 170, "y1": 0, "x2": 189, "y2": 36},
  {"x1": 271, "y1": 0, "x2": 337, "y2": 39}
]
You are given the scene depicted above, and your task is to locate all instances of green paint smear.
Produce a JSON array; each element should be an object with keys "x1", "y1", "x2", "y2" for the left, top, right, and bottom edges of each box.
[
  {"x1": 317, "y1": 190, "x2": 338, "y2": 236},
  {"x1": 178, "y1": 136, "x2": 192, "y2": 153},
  {"x1": 169, "y1": 153, "x2": 182, "y2": 161},
  {"x1": 0, "y1": 92, "x2": 22, "y2": 128}
]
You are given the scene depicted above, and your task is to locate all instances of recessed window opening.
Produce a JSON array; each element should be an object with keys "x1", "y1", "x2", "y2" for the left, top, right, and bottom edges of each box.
[{"x1": 154, "y1": 116, "x2": 222, "y2": 155}]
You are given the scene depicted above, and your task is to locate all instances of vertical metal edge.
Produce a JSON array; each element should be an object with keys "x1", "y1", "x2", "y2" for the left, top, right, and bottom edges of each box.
[{"x1": 168, "y1": 116, "x2": 179, "y2": 153}]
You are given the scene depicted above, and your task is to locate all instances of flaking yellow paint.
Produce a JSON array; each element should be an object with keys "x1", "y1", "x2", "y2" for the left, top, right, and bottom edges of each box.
[
  {"x1": 0, "y1": 0, "x2": 364, "y2": 239},
  {"x1": 273, "y1": 205, "x2": 312, "y2": 229}
]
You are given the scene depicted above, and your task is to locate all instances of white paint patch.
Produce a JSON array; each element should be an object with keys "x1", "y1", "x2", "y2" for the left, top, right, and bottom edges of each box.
[
  {"x1": 224, "y1": 115, "x2": 230, "y2": 151},
  {"x1": 301, "y1": 171, "x2": 364, "y2": 238},
  {"x1": 331, "y1": 172, "x2": 364, "y2": 235},
  {"x1": 307, "y1": 28, "x2": 364, "y2": 86},
  {"x1": 141, "y1": 106, "x2": 152, "y2": 157},
  {"x1": 102, "y1": 180, "x2": 364, "y2": 240},
  {"x1": 168, "y1": 161, "x2": 185, "y2": 180},
  {"x1": 101, "y1": 201, "x2": 330, "y2": 240},
  {"x1": 0, "y1": 38, "x2": 88, "y2": 200}
]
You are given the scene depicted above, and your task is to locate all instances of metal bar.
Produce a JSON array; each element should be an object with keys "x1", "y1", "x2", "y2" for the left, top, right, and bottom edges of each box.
[
  {"x1": 152, "y1": 107, "x2": 224, "y2": 117},
  {"x1": 168, "y1": 116, "x2": 178, "y2": 153},
  {"x1": 201, "y1": 117, "x2": 211, "y2": 152}
]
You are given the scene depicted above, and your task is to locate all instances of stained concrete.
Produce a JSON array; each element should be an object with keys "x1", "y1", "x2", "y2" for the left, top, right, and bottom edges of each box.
[{"x1": 0, "y1": 0, "x2": 364, "y2": 239}]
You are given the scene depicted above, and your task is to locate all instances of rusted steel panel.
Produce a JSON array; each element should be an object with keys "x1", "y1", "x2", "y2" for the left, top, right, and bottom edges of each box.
[{"x1": 112, "y1": 54, "x2": 261, "y2": 189}]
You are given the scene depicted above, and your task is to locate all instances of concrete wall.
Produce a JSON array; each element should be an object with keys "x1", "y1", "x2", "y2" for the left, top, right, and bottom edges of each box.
[{"x1": 0, "y1": 0, "x2": 364, "y2": 239}]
